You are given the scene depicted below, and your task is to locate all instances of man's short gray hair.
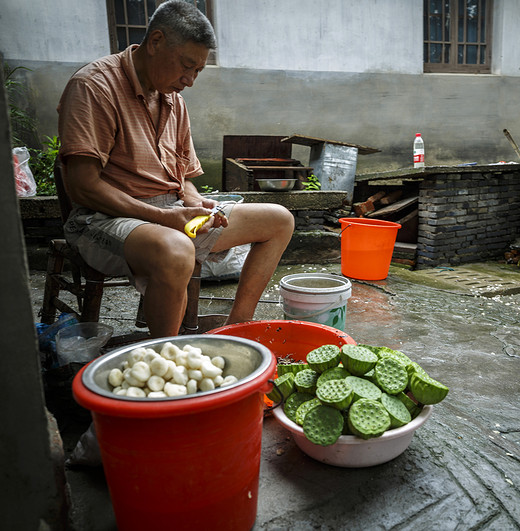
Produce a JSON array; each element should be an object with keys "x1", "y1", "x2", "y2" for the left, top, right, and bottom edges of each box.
[{"x1": 144, "y1": 0, "x2": 216, "y2": 50}]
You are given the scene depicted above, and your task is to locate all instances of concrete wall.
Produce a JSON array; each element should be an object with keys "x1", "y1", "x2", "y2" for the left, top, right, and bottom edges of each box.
[{"x1": 2, "y1": 0, "x2": 520, "y2": 187}]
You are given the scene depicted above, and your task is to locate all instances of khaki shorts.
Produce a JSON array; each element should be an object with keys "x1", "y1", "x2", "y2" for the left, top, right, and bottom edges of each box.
[{"x1": 63, "y1": 194, "x2": 236, "y2": 292}]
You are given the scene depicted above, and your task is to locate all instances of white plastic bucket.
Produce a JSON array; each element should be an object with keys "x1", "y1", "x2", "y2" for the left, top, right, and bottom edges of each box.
[{"x1": 279, "y1": 273, "x2": 352, "y2": 331}]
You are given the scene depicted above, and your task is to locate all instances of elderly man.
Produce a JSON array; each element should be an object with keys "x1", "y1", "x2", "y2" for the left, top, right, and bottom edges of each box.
[{"x1": 58, "y1": 0, "x2": 294, "y2": 337}]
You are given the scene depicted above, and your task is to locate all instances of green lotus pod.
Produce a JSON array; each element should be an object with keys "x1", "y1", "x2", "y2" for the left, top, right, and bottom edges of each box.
[
  {"x1": 381, "y1": 393, "x2": 412, "y2": 428},
  {"x1": 376, "y1": 346, "x2": 413, "y2": 368},
  {"x1": 410, "y1": 372, "x2": 449, "y2": 405},
  {"x1": 347, "y1": 398, "x2": 391, "y2": 439},
  {"x1": 396, "y1": 391, "x2": 423, "y2": 418},
  {"x1": 374, "y1": 357, "x2": 408, "y2": 395},
  {"x1": 340, "y1": 345, "x2": 378, "y2": 376},
  {"x1": 317, "y1": 366, "x2": 350, "y2": 387},
  {"x1": 266, "y1": 372, "x2": 295, "y2": 402},
  {"x1": 295, "y1": 397, "x2": 322, "y2": 426},
  {"x1": 303, "y1": 405, "x2": 344, "y2": 446},
  {"x1": 345, "y1": 375, "x2": 382, "y2": 402},
  {"x1": 341, "y1": 409, "x2": 353, "y2": 435},
  {"x1": 283, "y1": 392, "x2": 315, "y2": 423},
  {"x1": 306, "y1": 344, "x2": 341, "y2": 373},
  {"x1": 277, "y1": 363, "x2": 309, "y2": 377},
  {"x1": 363, "y1": 368, "x2": 378, "y2": 385},
  {"x1": 294, "y1": 368, "x2": 319, "y2": 394},
  {"x1": 406, "y1": 361, "x2": 429, "y2": 382},
  {"x1": 315, "y1": 379, "x2": 353, "y2": 410}
]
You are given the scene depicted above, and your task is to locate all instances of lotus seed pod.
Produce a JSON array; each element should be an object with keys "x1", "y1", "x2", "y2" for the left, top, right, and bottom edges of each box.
[
  {"x1": 266, "y1": 373, "x2": 295, "y2": 402},
  {"x1": 345, "y1": 375, "x2": 382, "y2": 402},
  {"x1": 315, "y1": 379, "x2": 353, "y2": 410},
  {"x1": 150, "y1": 356, "x2": 168, "y2": 377},
  {"x1": 317, "y1": 366, "x2": 350, "y2": 387},
  {"x1": 211, "y1": 356, "x2": 226, "y2": 370},
  {"x1": 295, "y1": 397, "x2": 321, "y2": 426},
  {"x1": 186, "y1": 379, "x2": 198, "y2": 394},
  {"x1": 347, "y1": 398, "x2": 391, "y2": 439},
  {"x1": 128, "y1": 347, "x2": 146, "y2": 367},
  {"x1": 148, "y1": 391, "x2": 167, "y2": 398},
  {"x1": 283, "y1": 392, "x2": 315, "y2": 424},
  {"x1": 147, "y1": 375, "x2": 165, "y2": 392},
  {"x1": 340, "y1": 344, "x2": 378, "y2": 376},
  {"x1": 131, "y1": 361, "x2": 152, "y2": 383},
  {"x1": 199, "y1": 378, "x2": 215, "y2": 392},
  {"x1": 201, "y1": 361, "x2": 222, "y2": 379},
  {"x1": 374, "y1": 357, "x2": 408, "y2": 395},
  {"x1": 188, "y1": 369, "x2": 203, "y2": 381},
  {"x1": 126, "y1": 387, "x2": 146, "y2": 398},
  {"x1": 187, "y1": 351, "x2": 203, "y2": 369},
  {"x1": 123, "y1": 367, "x2": 145, "y2": 388},
  {"x1": 306, "y1": 344, "x2": 341, "y2": 373},
  {"x1": 108, "y1": 368, "x2": 124, "y2": 388},
  {"x1": 303, "y1": 405, "x2": 344, "y2": 446},
  {"x1": 294, "y1": 369, "x2": 319, "y2": 394},
  {"x1": 172, "y1": 365, "x2": 189, "y2": 385},
  {"x1": 409, "y1": 372, "x2": 449, "y2": 405},
  {"x1": 164, "y1": 382, "x2": 187, "y2": 397},
  {"x1": 381, "y1": 393, "x2": 412, "y2": 428}
]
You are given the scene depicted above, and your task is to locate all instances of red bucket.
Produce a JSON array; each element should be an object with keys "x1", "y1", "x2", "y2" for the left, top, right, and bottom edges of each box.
[
  {"x1": 72, "y1": 335, "x2": 276, "y2": 531},
  {"x1": 339, "y1": 217, "x2": 401, "y2": 280}
]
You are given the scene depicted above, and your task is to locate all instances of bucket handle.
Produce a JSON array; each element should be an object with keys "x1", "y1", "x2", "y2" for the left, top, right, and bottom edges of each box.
[
  {"x1": 263, "y1": 379, "x2": 284, "y2": 414},
  {"x1": 338, "y1": 223, "x2": 352, "y2": 237},
  {"x1": 278, "y1": 295, "x2": 348, "y2": 320}
]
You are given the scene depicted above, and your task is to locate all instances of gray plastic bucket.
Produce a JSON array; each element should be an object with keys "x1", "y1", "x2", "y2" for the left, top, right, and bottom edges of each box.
[{"x1": 279, "y1": 273, "x2": 352, "y2": 331}]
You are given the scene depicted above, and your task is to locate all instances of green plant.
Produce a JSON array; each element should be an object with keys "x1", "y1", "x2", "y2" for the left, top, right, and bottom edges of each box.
[
  {"x1": 3, "y1": 62, "x2": 36, "y2": 148},
  {"x1": 30, "y1": 136, "x2": 60, "y2": 196},
  {"x1": 200, "y1": 184, "x2": 215, "y2": 193},
  {"x1": 302, "y1": 173, "x2": 321, "y2": 191}
]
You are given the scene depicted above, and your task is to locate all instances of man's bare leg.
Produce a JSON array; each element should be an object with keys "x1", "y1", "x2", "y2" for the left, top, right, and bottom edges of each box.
[
  {"x1": 210, "y1": 203, "x2": 295, "y2": 324},
  {"x1": 124, "y1": 224, "x2": 196, "y2": 337}
]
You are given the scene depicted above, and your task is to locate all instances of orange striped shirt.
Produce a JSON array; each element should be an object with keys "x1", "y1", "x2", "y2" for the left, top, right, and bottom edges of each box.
[{"x1": 57, "y1": 45, "x2": 203, "y2": 199}]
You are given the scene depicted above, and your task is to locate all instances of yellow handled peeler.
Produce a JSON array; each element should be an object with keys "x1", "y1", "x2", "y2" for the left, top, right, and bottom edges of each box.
[{"x1": 184, "y1": 205, "x2": 225, "y2": 239}]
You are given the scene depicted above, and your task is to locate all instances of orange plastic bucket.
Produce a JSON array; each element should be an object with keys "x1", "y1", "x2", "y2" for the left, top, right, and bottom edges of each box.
[
  {"x1": 207, "y1": 320, "x2": 357, "y2": 406},
  {"x1": 72, "y1": 335, "x2": 276, "y2": 531},
  {"x1": 339, "y1": 218, "x2": 401, "y2": 280}
]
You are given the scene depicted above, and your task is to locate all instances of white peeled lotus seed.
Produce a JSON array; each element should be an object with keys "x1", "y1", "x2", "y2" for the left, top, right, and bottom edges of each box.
[
  {"x1": 143, "y1": 350, "x2": 159, "y2": 365},
  {"x1": 160, "y1": 342, "x2": 184, "y2": 361},
  {"x1": 123, "y1": 368, "x2": 145, "y2": 388},
  {"x1": 147, "y1": 375, "x2": 165, "y2": 392},
  {"x1": 126, "y1": 387, "x2": 146, "y2": 398},
  {"x1": 148, "y1": 391, "x2": 167, "y2": 398},
  {"x1": 163, "y1": 360, "x2": 176, "y2": 381},
  {"x1": 187, "y1": 369, "x2": 203, "y2": 381},
  {"x1": 131, "y1": 361, "x2": 152, "y2": 383},
  {"x1": 128, "y1": 347, "x2": 146, "y2": 367},
  {"x1": 211, "y1": 356, "x2": 226, "y2": 370},
  {"x1": 221, "y1": 375, "x2": 238, "y2": 387},
  {"x1": 214, "y1": 375, "x2": 224, "y2": 387},
  {"x1": 164, "y1": 382, "x2": 188, "y2": 397},
  {"x1": 150, "y1": 356, "x2": 168, "y2": 377},
  {"x1": 199, "y1": 378, "x2": 215, "y2": 392},
  {"x1": 201, "y1": 361, "x2": 222, "y2": 379},
  {"x1": 187, "y1": 351, "x2": 203, "y2": 370},
  {"x1": 108, "y1": 368, "x2": 124, "y2": 388},
  {"x1": 172, "y1": 365, "x2": 189, "y2": 386},
  {"x1": 186, "y1": 379, "x2": 198, "y2": 395}
]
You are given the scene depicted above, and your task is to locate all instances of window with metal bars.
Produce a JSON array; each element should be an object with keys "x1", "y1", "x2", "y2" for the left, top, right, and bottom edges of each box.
[
  {"x1": 423, "y1": 0, "x2": 492, "y2": 73},
  {"x1": 106, "y1": 0, "x2": 215, "y2": 63}
]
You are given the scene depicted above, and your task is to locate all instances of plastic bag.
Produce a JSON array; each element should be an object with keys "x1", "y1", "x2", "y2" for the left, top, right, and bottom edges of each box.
[
  {"x1": 201, "y1": 244, "x2": 251, "y2": 281},
  {"x1": 66, "y1": 422, "x2": 102, "y2": 467},
  {"x1": 13, "y1": 146, "x2": 36, "y2": 197}
]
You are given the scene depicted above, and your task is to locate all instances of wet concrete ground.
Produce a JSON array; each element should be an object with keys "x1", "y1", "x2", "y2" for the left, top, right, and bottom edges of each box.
[{"x1": 30, "y1": 261, "x2": 520, "y2": 530}]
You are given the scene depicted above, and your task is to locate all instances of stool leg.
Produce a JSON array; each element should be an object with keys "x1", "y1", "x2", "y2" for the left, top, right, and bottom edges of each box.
[{"x1": 41, "y1": 241, "x2": 64, "y2": 324}]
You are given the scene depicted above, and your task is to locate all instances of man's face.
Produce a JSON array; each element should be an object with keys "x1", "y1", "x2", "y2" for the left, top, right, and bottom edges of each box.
[{"x1": 148, "y1": 35, "x2": 209, "y2": 94}]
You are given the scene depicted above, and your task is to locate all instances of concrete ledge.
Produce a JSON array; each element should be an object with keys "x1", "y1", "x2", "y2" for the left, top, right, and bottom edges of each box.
[{"x1": 239, "y1": 190, "x2": 349, "y2": 210}]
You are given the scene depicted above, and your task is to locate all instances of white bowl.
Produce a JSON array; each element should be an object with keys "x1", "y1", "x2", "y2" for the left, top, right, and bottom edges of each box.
[
  {"x1": 256, "y1": 179, "x2": 297, "y2": 191},
  {"x1": 272, "y1": 404, "x2": 433, "y2": 467}
]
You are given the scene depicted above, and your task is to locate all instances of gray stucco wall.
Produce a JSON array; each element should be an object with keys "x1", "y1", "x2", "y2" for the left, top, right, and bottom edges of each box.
[{"x1": 2, "y1": 0, "x2": 520, "y2": 188}]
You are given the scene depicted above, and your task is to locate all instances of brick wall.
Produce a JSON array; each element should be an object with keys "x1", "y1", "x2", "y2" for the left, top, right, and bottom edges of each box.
[{"x1": 417, "y1": 169, "x2": 520, "y2": 268}]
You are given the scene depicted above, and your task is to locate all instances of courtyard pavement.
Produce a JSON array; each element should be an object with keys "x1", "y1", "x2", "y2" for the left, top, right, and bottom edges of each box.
[{"x1": 30, "y1": 261, "x2": 520, "y2": 530}]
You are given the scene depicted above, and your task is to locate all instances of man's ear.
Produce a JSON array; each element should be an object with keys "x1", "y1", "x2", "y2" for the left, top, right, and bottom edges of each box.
[{"x1": 147, "y1": 29, "x2": 166, "y2": 55}]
